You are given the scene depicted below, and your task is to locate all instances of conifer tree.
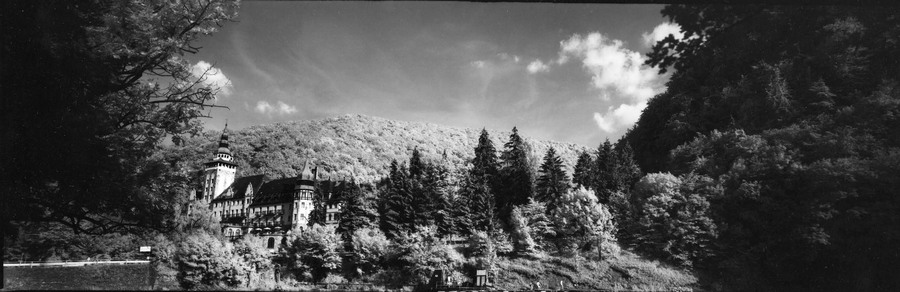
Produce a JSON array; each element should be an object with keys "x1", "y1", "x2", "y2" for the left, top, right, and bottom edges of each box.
[
  {"x1": 592, "y1": 140, "x2": 616, "y2": 203},
  {"x1": 536, "y1": 147, "x2": 570, "y2": 213},
  {"x1": 573, "y1": 151, "x2": 594, "y2": 189},
  {"x1": 463, "y1": 174, "x2": 499, "y2": 234},
  {"x1": 337, "y1": 179, "x2": 377, "y2": 252},
  {"x1": 499, "y1": 127, "x2": 535, "y2": 222},
  {"x1": 472, "y1": 128, "x2": 500, "y2": 179},
  {"x1": 613, "y1": 141, "x2": 642, "y2": 191},
  {"x1": 380, "y1": 160, "x2": 412, "y2": 238},
  {"x1": 409, "y1": 147, "x2": 425, "y2": 178}
]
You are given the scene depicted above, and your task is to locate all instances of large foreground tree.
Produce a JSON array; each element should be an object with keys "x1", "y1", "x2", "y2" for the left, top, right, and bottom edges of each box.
[{"x1": 1, "y1": 0, "x2": 239, "y2": 235}]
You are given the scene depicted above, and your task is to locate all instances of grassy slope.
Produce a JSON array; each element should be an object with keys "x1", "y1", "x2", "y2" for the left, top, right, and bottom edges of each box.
[
  {"x1": 496, "y1": 249, "x2": 698, "y2": 292},
  {"x1": 178, "y1": 114, "x2": 589, "y2": 183}
]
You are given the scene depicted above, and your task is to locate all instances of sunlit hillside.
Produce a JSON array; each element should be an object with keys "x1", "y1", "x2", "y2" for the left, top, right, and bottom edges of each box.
[{"x1": 177, "y1": 114, "x2": 589, "y2": 183}]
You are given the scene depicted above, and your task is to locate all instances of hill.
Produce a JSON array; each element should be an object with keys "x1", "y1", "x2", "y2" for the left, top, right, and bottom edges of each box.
[{"x1": 176, "y1": 114, "x2": 589, "y2": 183}]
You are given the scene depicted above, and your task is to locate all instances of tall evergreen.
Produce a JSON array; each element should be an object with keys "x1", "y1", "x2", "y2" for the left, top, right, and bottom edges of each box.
[
  {"x1": 336, "y1": 179, "x2": 375, "y2": 251},
  {"x1": 498, "y1": 127, "x2": 535, "y2": 224},
  {"x1": 592, "y1": 139, "x2": 616, "y2": 203},
  {"x1": 464, "y1": 174, "x2": 499, "y2": 234},
  {"x1": 613, "y1": 141, "x2": 642, "y2": 191},
  {"x1": 471, "y1": 128, "x2": 500, "y2": 179},
  {"x1": 536, "y1": 147, "x2": 570, "y2": 213},
  {"x1": 380, "y1": 160, "x2": 412, "y2": 238},
  {"x1": 409, "y1": 147, "x2": 425, "y2": 177},
  {"x1": 572, "y1": 151, "x2": 594, "y2": 189}
]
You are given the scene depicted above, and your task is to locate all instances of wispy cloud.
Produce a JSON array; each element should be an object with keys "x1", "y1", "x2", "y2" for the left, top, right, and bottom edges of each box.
[
  {"x1": 641, "y1": 22, "x2": 683, "y2": 48},
  {"x1": 555, "y1": 31, "x2": 666, "y2": 134},
  {"x1": 191, "y1": 60, "x2": 234, "y2": 97},
  {"x1": 527, "y1": 59, "x2": 550, "y2": 74},
  {"x1": 255, "y1": 100, "x2": 298, "y2": 115}
]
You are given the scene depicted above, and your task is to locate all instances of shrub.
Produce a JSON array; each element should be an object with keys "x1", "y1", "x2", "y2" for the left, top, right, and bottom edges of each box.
[
  {"x1": 347, "y1": 227, "x2": 391, "y2": 279},
  {"x1": 174, "y1": 232, "x2": 245, "y2": 290},
  {"x1": 276, "y1": 224, "x2": 343, "y2": 282}
]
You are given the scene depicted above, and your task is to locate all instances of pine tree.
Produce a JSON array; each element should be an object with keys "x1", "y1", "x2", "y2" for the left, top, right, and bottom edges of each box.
[
  {"x1": 498, "y1": 127, "x2": 535, "y2": 224},
  {"x1": 613, "y1": 141, "x2": 642, "y2": 191},
  {"x1": 472, "y1": 128, "x2": 500, "y2": 179},
  {"x1": 464, "y1": 174, "x2": 499, "y2": 234},
  {"x1": 593, "y1": 139, "x2": 616, "y2": 203},
  {"x1": 336, "y1": 179, "x2": 375, "y2": 251},
  {"x1": 573, "y1": 151, "x2": 594, "y2": 189},
  {"x1": 536, "y1": 147, "x2": 570, "y2": 213},
  {"x1": 409, "y1": 147, "x2": 425, "y2": 178},
  {"x1": 380, "y1": 160, "x2": 412, "y2": 238}
]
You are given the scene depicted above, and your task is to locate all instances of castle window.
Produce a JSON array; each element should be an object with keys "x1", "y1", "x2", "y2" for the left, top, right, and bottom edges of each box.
[{"x1": 267, "y1": 238, "x2": 275, "y2": 249}]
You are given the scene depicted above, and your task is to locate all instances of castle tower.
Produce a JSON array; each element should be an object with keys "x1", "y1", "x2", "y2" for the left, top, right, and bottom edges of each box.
[
  {"x1": 291, "y1": 160, "x2": 317, "y2": 230},
  {"x1": 202, "y1": 124, "x2": 238, "y2": 201}
]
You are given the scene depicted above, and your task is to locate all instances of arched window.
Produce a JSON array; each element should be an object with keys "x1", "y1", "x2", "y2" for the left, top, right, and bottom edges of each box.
[{"x1": 267, "y1": 238, "x2": 275, "y2": 249}]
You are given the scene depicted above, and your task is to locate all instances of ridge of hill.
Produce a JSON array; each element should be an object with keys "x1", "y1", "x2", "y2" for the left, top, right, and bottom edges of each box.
[{"x1": 179, "y1": 114, "x2": 589, "y2": 182}]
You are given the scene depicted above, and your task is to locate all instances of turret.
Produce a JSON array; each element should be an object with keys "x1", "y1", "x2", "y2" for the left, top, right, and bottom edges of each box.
[{"x1": 202, "y1": 124, "x2": 237, "y2": 201}]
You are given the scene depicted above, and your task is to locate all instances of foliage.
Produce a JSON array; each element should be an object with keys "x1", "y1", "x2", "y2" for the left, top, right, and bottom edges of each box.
[
  {"x1": 347, "y1": 227, "x2": 391, "y2": 279},
  {"x1": 509, "y1": 207, "x2": 537, "y2": 256},
  {"x1": 276, "y1": 224, "x2": 343, "y2": 282},
  {"x1": 2, "y1": 0, "x2": 239, "y2": 235},
  {"x1": 174, "y1": 232, "x2": 245, "y2": 290},
  {"x1": 498, "y1": 127, "x2": 537, "y2": 224},
  {"x1": 536, "y1": 147, "x2": 571, "y2": 213},
  {"x1": 630, "y1": 173, "x2": 718, "y2": 267},
  {"x1": 550, "y1": 187, "x2": 616, "y2": 258},
  {"x1": 387, "y1": 226, "x2": 465, "y2": 285},
  {"x1": 572, "y1": 151, "x2": 595, "y2": 188},
  {"x1": 625, "y1": 5, "x2": 900, "y2": 289},
  {"x1": 337, "y1": 180, "x2": 378, "y2": 250},
  {"x1": 233, "y1": 235, "x2": 273, "y2": 287}
]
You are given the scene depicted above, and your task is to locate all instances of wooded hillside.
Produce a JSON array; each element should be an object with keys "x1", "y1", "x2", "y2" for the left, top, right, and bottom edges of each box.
[{"x1": 175, "y1": 114, "x2": 588, "y2": 183}]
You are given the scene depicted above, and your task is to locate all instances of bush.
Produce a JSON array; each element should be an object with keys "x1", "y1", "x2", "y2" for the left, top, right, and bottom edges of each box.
[
  {"x1": 550, "y1": 187, "x2": 616, "y2": 258},
  {"x1": 276, "y1": 224, "x2": 343, "y2": 282},
  {"x1": 347, "y1": 227, "x2": 390, "y2": 279},
  {"x1": 389, "y1": 226, "x2": 465, "y2": 285},
  {"x1": 174, "y1": 232, "x2": 246, "y2": 290}
]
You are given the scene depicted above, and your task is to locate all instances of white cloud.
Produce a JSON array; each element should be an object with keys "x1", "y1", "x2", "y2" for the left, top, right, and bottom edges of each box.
[
  {"x1": 255, "y1": 100, "x2": 297, "y2": 115},
  {"x1": 527, "y1": 60, "x2": 550, "y2": 74},
  {"x1": 472, "y1": 60, "x2": 486, "y2": 68},
  {"x1": 191, "y1": 60, "x2": 233, "y2": 96},
  {"x1": 593, "y1": 102, "x2": 648, "y2": 133},
  {"x1": 642, "y1": 22, "x2": 683, "y2": 48},
  {"x1": 557, "y1": 32, "x2": 666, "y2": 134}
]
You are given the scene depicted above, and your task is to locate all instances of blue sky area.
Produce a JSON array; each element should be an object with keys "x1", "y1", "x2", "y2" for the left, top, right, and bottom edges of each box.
[{"x1": 190, "y1": 2, "x2": 682, "y2": 146}]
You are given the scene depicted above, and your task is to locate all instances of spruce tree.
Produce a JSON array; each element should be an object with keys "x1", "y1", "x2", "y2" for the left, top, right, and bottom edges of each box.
[
  {"x1": 336, "y1": 179, "x2": 375, "y2": 251},
  {"x1": 613, "y1": 141, "x2": 642, "y2": 191},
  {"x1": 409, "y1": 147, "x2": 425, "y2": 178},
  {"x1": 472, "y1": 128, "x2": 500, "y2": 179},
  {"x1": 593, "y1": 139, "x2": 616, "y2": 203},
  {"x1": 380, "y1": 160, "x2": 412, "y2": 238},
  {"x1": 536, "y1": 147, "x2": 570, "y2": 213},
  {"x1": 464, "y1": 174, "x2": 499, "y2": 234},
  {"x1": 498, "y1": 127, "x2": 535, "y2": 223},
  {"x1": 573, "y1": 151, "x2": 594, "y2": 189}
]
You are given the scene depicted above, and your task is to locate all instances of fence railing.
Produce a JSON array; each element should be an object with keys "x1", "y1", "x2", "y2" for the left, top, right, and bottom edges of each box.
[{"x1": 4, "y1": 260, "x2": 150, "y2": 267}]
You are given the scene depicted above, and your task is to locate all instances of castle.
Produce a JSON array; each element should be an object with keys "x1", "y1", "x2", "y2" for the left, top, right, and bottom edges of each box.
[{"x1": 199, "y1": 126, "x2": 342, "y2": 250}]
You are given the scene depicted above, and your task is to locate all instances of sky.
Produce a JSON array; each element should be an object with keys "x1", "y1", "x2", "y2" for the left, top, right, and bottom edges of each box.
[{"x1": 191, "y1": 2, "x2": 682, "y2": 147}]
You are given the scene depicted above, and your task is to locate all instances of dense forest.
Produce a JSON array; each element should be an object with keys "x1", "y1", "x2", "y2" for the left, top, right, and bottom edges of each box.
[
  {"x1": 623, "y1": 5, "x2": 900, "y2": 291},
  {"x1": 172, "y1": 114, "x2": 588, "y2": 183}
]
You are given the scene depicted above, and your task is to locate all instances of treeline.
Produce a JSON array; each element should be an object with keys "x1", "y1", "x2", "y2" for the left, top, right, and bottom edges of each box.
[{"x1": 258, "y1": 127, "x2": 636, "y2": 286}]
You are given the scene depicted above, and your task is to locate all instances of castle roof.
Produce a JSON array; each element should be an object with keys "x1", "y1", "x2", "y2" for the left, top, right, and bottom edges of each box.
[
  {"x1": 249, "y1": 177, "x2": 301, "y2": 207},
  {"x1": 211, "y1": 174, "x2": 265, "y2": 203}
]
